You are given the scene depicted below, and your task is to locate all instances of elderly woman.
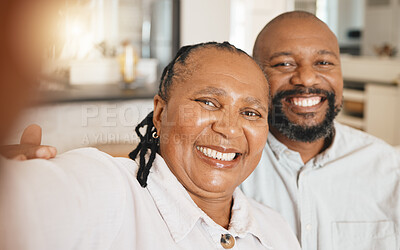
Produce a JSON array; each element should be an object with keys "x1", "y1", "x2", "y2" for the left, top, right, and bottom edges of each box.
[{"x1": 0, "y1": 42, "x2": 300, "y2": 249}]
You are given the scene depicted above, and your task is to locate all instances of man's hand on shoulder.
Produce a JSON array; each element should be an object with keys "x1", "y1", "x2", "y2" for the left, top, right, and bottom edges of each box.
[{"x1": 0, "y1": 124, "x2": 57, "y2": 160}]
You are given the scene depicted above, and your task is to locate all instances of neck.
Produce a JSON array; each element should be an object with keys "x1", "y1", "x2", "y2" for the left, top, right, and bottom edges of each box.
[
  {"x1": 270, "y1": 127, "x2": 328, "y2": 163},
  {"x1": 189, "y1": 193, "x2": 233, "y2": 229}
]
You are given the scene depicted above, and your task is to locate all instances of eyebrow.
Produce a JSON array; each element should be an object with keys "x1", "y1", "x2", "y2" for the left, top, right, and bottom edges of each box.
[
  {"x1": 244, "y1": 96, "x2": 268, "y2": 113},
  {"x1": 318, "y1": 49, "x2": 339, "y2": 59},
  {"x1": 193, "y1": 87, "x2": 227, "y2": 96},
  {"x1": 268, "y1": 50, "x2": 339, "y2": 61},
  {"x1": 268, "y1": 51, "x2": 292, "y2": 61}
]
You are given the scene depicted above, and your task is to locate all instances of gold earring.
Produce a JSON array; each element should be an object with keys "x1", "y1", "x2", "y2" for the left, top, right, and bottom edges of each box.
[{"x1": 152, "y1": 131, "x2": 159, "y2": 139}]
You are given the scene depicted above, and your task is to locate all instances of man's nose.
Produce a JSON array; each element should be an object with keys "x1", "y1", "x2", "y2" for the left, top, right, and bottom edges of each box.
[{"x1": 290, "y1": 65, "x2": 318, "y2": 87}]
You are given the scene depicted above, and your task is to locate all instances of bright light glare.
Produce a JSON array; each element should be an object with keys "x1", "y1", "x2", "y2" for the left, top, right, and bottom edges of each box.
[{"x1": 67, "y1": 20, "x2": 84, "y2": 37}]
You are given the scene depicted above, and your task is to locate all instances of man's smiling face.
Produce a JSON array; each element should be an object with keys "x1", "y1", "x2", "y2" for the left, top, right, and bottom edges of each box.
[{"x1": 254, "y1": 17, "x2": 343, "y2": 142}]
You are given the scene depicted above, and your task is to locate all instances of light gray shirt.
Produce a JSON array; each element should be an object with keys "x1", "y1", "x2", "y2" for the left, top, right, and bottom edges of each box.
[
  {"x1": 241, "y1": 122, "x2": 400, "y2": 250},
  {"x1": 0, "y1": 148, "x2": 300, "y2": 250}
]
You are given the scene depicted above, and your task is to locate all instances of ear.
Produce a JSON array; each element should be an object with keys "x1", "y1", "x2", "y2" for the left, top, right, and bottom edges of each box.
[{"x1": 153, "y1": 95, "x2": 166, "y2": 134}]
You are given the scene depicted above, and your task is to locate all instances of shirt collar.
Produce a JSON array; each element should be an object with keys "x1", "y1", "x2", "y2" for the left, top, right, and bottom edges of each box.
[
  {"x1": 145, "y1": 154, "x2": 273, "y2": 248},
  {"x1": 146, "y1": 154, "x2": 202, "y2": 242},
  {"x1": 229, "y1": 189, "x2": 274, "y2": 249},
  {"x1": 312, "y1": 122, "x2": 338, "y2": 166},
  {"x1": 267, "y1": 124, "x2": 339, "y2": 168},
  {"x1": 267, "y1": 132, "x2": 289, "y2": 159},
  {"x1": 267, "y1": 133, "x2": 303, "y2": 168}
]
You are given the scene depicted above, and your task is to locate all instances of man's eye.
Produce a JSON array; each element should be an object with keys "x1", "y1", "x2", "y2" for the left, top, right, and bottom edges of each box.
[
  {"x1": 317, "y1": 61, "x2": 333, "y2": 66},
  {"x1": 272, "y1": 62, "x2": 291, "y2": 67},
  {"x1": 203, "y1": 100, "x2": 216, "y2": 107}
]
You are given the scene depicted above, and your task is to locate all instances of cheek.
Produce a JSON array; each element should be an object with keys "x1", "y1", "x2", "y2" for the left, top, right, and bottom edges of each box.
[
  {"x1": 240, "y1": 125, "x2": 268, "y2": 180},
  {"x1": 323, "y1": 74, "x2": 343, "y2": 102},
  {"x1": 160, "y1": 105, "x2": 208, "y2": 150},
  {"x1": 170, "y1": 104, "x2": 214, "y2": 129},
  {"x1": 244, "y1": 122, "x2": 269, "y2": 156},
  {"x1": 267, "y1": 73, "x2": 292, "y2": 94},
  {"x1": 323, "y1": 71, "x2": 342, "y2": 90}
]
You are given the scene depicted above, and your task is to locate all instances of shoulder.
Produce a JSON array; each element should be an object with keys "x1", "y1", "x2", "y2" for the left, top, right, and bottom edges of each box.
[
  {"x1": 0, "y1": 147, "x2": 141, "y2": 208},
  {"x1": 335, "y1": 122, "x2": 388, "y2": 146},
  {"x1": 0, "y1": 148, "x2": 140, "y2": 249},
  {"x1": 334, "y1": 122, "x2": 400, "y2": 160}
]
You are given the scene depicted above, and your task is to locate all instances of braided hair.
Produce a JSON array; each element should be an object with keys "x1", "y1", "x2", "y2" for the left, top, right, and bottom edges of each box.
[{"x1": 129, "y1": 41, "x2": 252, "y2": 187}]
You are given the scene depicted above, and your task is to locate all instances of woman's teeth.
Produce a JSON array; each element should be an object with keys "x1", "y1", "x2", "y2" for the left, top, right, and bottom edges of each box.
[
  {"x1": 292, "y1": 97, "x2": 321, "y2": 107},
  {"x1": 196, "y1": 146, "x2": 237, "y2": 161}
]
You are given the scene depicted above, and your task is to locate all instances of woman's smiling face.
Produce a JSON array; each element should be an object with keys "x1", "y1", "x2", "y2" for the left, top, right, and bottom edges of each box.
[{"x1": 153, "y1": 47, "x2": 269, "y2": 199}]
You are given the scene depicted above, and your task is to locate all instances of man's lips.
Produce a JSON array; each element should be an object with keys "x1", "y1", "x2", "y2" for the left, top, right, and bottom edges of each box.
[{"x1": 283, "y1": 95, "x2": 327, "y2": 112}]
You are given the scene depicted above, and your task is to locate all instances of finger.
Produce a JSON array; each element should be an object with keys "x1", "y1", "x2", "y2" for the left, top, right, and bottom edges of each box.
[
  {"x1": 48, "y1": 146, "x2": 57, "y2": 156},
  {"x1": 0, "y1": 144, "x2": 41, "y2": 159},
  {"x1": 12, "y1": 154, "x2": 28, "y2": 161},
  {"x1": 20, "y1": 124, "x2": 42, "y2": 145},
  {"x1": 35, "y1": 146, "x2": 57, "y2": 159}
]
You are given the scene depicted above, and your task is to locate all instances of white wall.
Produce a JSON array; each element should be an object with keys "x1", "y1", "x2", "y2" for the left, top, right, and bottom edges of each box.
[
  {"x1": 362, "y1": 0, "x2": 400, "y2": 57},
  {"x1": 230, "y1": 0, "x2": 294, "y2": 54},
  {"x1": 180, "y1": 0, "x2": 231, "y2": 46},
  {"x1": 337, "y1": 0, "x2": 364, "y2": 46},
  {"x1": 317, "y1": 0, "x2": 364, "y2": 46},
  {"x1": 180, "y1": 0, "x2": 294, "y2": 54}
]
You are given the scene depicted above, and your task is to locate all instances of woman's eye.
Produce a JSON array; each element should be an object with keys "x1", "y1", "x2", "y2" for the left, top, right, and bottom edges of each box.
[
  {"x1": 195, "y1": 99, "x2": 219, "y2": 109},
  {"x1": 241, "y1": 110, "x2": 261, "y2": 119}
]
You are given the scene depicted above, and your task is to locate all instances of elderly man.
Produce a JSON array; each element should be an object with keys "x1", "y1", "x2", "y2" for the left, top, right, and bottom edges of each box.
[{"x1": 241, "y1": 11, "x2": 400, "y2": 249}]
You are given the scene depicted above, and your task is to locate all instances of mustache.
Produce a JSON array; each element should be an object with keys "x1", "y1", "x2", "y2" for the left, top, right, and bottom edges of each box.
[{"x1": 272, "y1": 87, "x2": 333, "y2": 102}]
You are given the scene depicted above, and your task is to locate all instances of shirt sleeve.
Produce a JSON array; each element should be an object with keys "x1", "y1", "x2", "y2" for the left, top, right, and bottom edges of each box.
[{"x1": 0, "y1": 148, "x2": 127, "y2": 250}]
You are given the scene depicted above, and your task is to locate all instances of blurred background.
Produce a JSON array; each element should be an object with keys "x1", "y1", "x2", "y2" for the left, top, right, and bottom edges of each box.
[{"x1": 4, "y1": 0, "x2": 400, "y2": 156}]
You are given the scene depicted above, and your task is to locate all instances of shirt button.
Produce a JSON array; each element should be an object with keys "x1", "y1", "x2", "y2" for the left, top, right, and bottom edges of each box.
[
  {"x1": 220, "y1": 234, "x2": 235, "y2": 249},
  {"x1": 306, "y1": 224, "x2": 312, "y2": 231}
]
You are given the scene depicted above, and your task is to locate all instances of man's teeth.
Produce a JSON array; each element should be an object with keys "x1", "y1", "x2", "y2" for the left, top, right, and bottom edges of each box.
[
  {"x1": 292, "y1": 97, "x2": 321, "y2": 107},
  {"x1": 196, "y1": 146, "x2": 237, "y2": 161}
]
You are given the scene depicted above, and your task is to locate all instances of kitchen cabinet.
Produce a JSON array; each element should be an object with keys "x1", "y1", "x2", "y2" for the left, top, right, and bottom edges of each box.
[{"x1": 338, "y1": 55, "x2": 400, "y2": 145}]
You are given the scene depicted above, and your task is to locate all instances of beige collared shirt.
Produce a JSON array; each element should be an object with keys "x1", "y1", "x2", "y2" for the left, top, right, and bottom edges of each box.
[
  {"x1": 241, "y1": 122, "x2": 400, "y2": 250},
  {"x1": 0, "y1": 148, "x2": 300, "y2": 250}
]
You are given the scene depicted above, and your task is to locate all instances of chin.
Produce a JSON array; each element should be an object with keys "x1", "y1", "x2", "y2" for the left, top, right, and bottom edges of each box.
[
  {"x1": 290, "y1": 116, "x2": 326, "y2": 128},
  {"x1": 200, "y1": 178, "x2": 237, "y2": 194}
]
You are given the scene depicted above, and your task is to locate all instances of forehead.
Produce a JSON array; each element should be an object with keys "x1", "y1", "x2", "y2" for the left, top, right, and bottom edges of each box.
[
  {"x1": 261, "y1": 18, "x2": 339, "y2": 56},
  {"x1": 191, "y1": 48, "x2": 265, "y2": 80},
  {"x1": 172, "y1": 48, "x2": 269, "y2": 99},
  {"x1": 183, "y1": 48, "x2": 267, "y2": 87}
]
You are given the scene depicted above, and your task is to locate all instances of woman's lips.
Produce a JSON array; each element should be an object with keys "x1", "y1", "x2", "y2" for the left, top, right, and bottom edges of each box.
[
  {"x1": 195, "y1": 145, "x2": 241, "y2": 168},
  {"x1": 196, "y1": 146, "x2": 239, "y2": 161}
]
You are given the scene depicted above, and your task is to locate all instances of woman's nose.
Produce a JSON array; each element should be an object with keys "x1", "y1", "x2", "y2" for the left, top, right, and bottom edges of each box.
[
  {"x1": 211, "y1": 111, "x2": 243, "y2": 139},
  {"x1": 290, "y1": 65, "x2": 318, "y2": 87}
]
